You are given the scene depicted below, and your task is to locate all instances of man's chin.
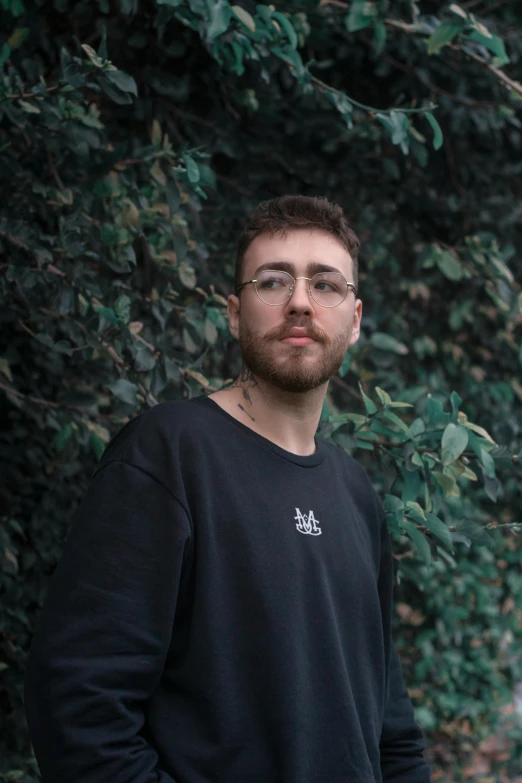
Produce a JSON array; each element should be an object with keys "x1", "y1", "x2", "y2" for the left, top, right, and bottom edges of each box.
[{"x1": 239, "y1": 330, "x2": 349, "y2": 392}]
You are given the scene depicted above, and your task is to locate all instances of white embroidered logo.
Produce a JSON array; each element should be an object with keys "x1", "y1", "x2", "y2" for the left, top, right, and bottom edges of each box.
[{"x1": 294, "y1": 508, "x2": 322, "y2": 536}]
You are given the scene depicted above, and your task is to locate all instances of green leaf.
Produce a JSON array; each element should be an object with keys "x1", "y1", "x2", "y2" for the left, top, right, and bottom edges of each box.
[
  {"x1": 401, "y1": 520, "x2": 432, "y2": 567},
  {"x1": 90, "y1": 431, "x2": 107, "y2": 460},
  {"x1": 405, "y1": 500, "x2": 426, "y2": 523},
  {"x1": 98, "y1": 24, "x2": 108, "y2": 59},
  {"x1": 179, "y1": 262, "x2": 197, "y2": 289},
  {"x1": 207, "y1": 0, "x2": 231, "y2": 40},
  {"x1": 164, "y1": 357, "x2": 181, "y2": 382},
  {"x1": 134, "y1": 344, "x2": 156, "y2": 371},
  {"x1": 231, "y1": 5, "x2": 255, "y2": 32},
  {"x1": 92, "y1": 304, "x2": 121, "y2": 326},
  {"x1": 441, "y1": 423, "x2": 469, "y2": 465},
  {"x1": 327, "y1": 90, "x2": 353, "y2": 127},
  {"x1": 384, "y1": 494, "x2": 404, "y2": 513},
  {"x1": 468, "y1": 29, "x2": 509, "y2": 67},
  {"x1": 338, "y1": 351, "x2": 352, "y2": 378},
  {"x1": 356, "y1": 439, "x2": 375, "y2": 451},
  {"x1": 54, "y1": 423, "x2": 74, "y2": 451},
  {"x1": 99, "y1": 75, "x2": 133, "y2": 104},
  {"x1": 425, "y1": 112, "x2": 443, "y2": 150},
  {"x1": 182, "y1": 153, "x2": 200, "y2": 184},
  {"x1": 373, "y1": 20, "x2": 386, "y2": 56},
  {"x1": 167, "y1": 180, "x2": 181, "y2": 215},
  {"x1": 426, "y1": 396, "x2": 450, "y2": 425},
  {"x1": 456, "y1": 518, "x2": 494, "y2": 546},
  {"x1": 376, "y1": 111, "x2": 410, "y2": 153},
  {"x1": 424, "y1": 512, "x2": 453, "y2": 552},
  {"x1": 81, "y1": 43, "x2": 104, "y2": 68},
  {"x1": 105, "y1": 69, "x2": 138, "y2": 96},
  {"x1": 381, "y1": 409, "x2": 412, "y2": 436},
  {"x1": 479, "y1": 446, "x2": 496, "y2": 479},
  {"x1": 53, "y1": 340, "x2": 73, "y2": 356},
  {"x1": 105, "y1": 378, "x2": 138, "y2": 404},
  {"x1": 114, "y1": 294, "x2": 131, "y2": 323},
  {"x1": 345, "y1": 0, "x2": 374, "y2": 32},
  {"x1": 410, "y1": 418, "x2": 426, "y2": 437},
  {"x1": 437, "y1": 251, "x2": 463, "y2": 281},
  {"x1": 461, "y1": 420, "x2": 496, "y2": 444},
  {"x1": 272, "y1": 12, "x2": 298, "y2": 49},
  {"x1": 375, "y1": 386, "x2": 391, "y2": 405},
  {"x1": 7, "y1": 27, "x2": 29, "y2": 49},
  {"x1": 342, "y1": 413, "x2": 366, "y2": 425},
  {"x1": 0, "y1": 43, "x2": 11, "y2": 68},
  {"x1": 450, "y1": 391, "x2": 462, "y2": 418},
  {"x1": 204, "y1": 317, "x2": 218, "y2": 344},
  {"x1": 18, "y1": 100, "x2": 41, "y2": 114},
  {"x1": 197, "y1": 163, "x2": 217, "y2": 190},
  {"x1": 426, "y1": 20, "x2": 464, "y2": 55},
  {"x1": 370, "y1": 332, "x2": 409, "y2": 354},
  {"x1": 434, "y1": 471, "x2": 460, "y2": 498},
  {"x1": 359, "y1": 383, "x2": 377, "y2": 415}
]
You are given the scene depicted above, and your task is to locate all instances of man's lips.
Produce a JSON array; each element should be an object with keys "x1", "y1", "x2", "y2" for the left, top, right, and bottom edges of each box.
[
  {"x1": 269, "y1": 326, "x2": 324, "y2": 345},
  {"x1": 280, "y1": 336, "x2": 316, "y2": 345},
  {"x1": 279, "y1": 329, "x2": 317, "y2": 345}
]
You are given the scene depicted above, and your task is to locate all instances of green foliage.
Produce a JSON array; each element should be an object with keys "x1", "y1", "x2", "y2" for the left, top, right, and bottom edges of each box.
[{"x1": 1, "y1": 0, "x2": 522, "y2": 779}]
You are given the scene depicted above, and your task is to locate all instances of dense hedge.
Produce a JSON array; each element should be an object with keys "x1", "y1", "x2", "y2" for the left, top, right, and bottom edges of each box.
[{"x1": 1, "y1": 1, "x2": 521, "y2": 780}]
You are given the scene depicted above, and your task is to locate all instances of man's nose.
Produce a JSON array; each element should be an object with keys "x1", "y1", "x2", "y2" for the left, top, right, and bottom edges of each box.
[{"x1": 284, "y1": 277, "x2": 315, "y2": 315}]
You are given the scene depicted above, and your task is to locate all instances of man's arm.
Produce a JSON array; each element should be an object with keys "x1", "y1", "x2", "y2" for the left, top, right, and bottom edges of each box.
[
  {"x1": 24, "y1": 460, "x2": 192, "y2": 783},
  {"x1": 377, "y1": 514, "x2": 433, "y2": 783}
]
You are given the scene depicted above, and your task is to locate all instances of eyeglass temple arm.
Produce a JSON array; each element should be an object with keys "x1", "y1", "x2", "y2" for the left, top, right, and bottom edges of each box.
[{"x1": 236, "y1": 280, "x2": 256, "y2": 294}]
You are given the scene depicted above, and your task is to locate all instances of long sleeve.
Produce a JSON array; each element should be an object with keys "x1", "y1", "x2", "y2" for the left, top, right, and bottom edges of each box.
[
  {"x1": 23, "y1": 460, "x2": 192, "y2": 783},
  {"x1": 378, "y1": 516, "x2": 433, "y2": 783}
]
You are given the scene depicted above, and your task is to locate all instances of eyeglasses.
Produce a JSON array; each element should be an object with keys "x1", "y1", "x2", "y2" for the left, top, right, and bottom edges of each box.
[{"x1": 236, "y1": 269, "x2": 356, "y2": 308}]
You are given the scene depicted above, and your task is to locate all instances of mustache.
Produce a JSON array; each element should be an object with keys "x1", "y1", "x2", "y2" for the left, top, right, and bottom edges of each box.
[{"x1": 263, "y1": 319, "x2": 329, "y2": 343}]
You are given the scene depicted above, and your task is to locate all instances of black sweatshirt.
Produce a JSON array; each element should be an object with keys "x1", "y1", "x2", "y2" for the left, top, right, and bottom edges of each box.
[{"x1": 24, "y1": 395, "x2": 432, "y2": 783}]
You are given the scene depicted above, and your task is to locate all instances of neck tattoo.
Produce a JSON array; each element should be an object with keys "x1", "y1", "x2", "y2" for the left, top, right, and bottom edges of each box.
[
  {"x1": 238, "y1": 403, "x2": 255, "y2": 422},
  {"x1": 227, "y1": 367, "x2": 258, "y2": 404}
]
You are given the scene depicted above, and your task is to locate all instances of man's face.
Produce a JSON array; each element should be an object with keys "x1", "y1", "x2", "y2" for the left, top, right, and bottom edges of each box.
[{"x1": 228, "y1": 229, "x2": 362, "y2": 393}]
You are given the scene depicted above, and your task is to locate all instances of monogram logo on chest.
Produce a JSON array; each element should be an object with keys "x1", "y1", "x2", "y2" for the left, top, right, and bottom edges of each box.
[{"x1": 294, "y1": 508, "x2": 322, "y2": 536}]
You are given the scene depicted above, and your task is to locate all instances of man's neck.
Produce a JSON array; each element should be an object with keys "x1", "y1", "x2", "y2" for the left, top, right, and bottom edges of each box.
[{"x1": 208, "y1": 370, "x2": 327, "y2": 457}]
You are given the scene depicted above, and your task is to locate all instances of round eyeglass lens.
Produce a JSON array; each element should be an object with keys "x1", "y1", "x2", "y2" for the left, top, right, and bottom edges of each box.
[
  {"x1": 255, "y1": 270, "x2": 294, "y2": 304},
  {"x1": 310, "y1": 273, "x2": 347, "y2": 307}
]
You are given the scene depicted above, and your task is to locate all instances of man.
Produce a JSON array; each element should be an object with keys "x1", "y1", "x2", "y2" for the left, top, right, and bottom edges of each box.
[{"x1": 24, "y1": 195, "x2": 433, "y2": 782}]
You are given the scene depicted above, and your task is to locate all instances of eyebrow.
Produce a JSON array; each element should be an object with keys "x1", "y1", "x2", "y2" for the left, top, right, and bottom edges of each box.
[{"x1": 253, "y1": 261, "x2": 345, "y2": 277}]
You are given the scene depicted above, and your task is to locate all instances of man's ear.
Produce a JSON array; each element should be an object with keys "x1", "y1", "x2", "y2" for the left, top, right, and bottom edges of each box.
[
  {"x1": 348, "y1": 298, "x2": 362, "y2": 348},
  {"x1": 228, "y1": 293, "x2": 240, "y2": 340}
]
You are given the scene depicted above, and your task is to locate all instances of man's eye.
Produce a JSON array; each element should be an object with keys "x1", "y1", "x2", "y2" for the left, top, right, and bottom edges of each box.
[
  {"x1": 259, "y1": 276, "x2": 287, "y2": 289},
  {"x1": 314, "y1": 281, "x2": 335, "y2": 292}
]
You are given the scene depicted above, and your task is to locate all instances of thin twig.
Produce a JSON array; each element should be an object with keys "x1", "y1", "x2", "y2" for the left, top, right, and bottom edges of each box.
[
  {"x1": 46, "y1": 147, "x2": 64, "y2": 190},
  {"x1": 310, "y1": 73, "x2": 437, "y2": 114},
  {"x1": 0, "y1": 379, "x2": 91, "y2": 413},
  {"x1": 0, "y1": 230, "x2": 31, "y2": 253},
  {"x1": 0, "y1": 84, "x2": 63, "y2": 104},
  {"x1": 452, "y1": 43, "x2": 522, "y2": 97}
]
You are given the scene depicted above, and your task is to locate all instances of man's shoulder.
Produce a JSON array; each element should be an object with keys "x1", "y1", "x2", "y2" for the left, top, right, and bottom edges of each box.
[{"x1": 94, "y1": 397, "x2": 213, "y2": 474}]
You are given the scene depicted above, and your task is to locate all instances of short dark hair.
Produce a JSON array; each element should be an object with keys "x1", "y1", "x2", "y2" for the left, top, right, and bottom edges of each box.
[{"x1": 234, "y1": 195, "x2": 360, "y2": 295}]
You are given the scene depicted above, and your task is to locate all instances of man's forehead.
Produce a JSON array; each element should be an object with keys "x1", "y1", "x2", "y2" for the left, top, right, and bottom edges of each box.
[{"x1": 243, "y1": 229, "x2": 353, "y2": 277}]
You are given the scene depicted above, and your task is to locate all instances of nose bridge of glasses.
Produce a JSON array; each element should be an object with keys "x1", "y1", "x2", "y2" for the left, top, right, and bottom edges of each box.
[{"x1": 289, "y1": 275, "x2": 312, "y2": 297}]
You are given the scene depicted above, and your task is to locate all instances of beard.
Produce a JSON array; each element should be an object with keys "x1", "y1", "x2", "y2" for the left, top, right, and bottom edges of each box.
[{"x1": 238, "y1": 316, "x2": 353, "y2": 393}]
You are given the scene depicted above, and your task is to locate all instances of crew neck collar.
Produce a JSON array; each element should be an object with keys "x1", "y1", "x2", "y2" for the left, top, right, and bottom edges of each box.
[{"x1": 190, "y1": 394, "x2": 326, "y2": 468}]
